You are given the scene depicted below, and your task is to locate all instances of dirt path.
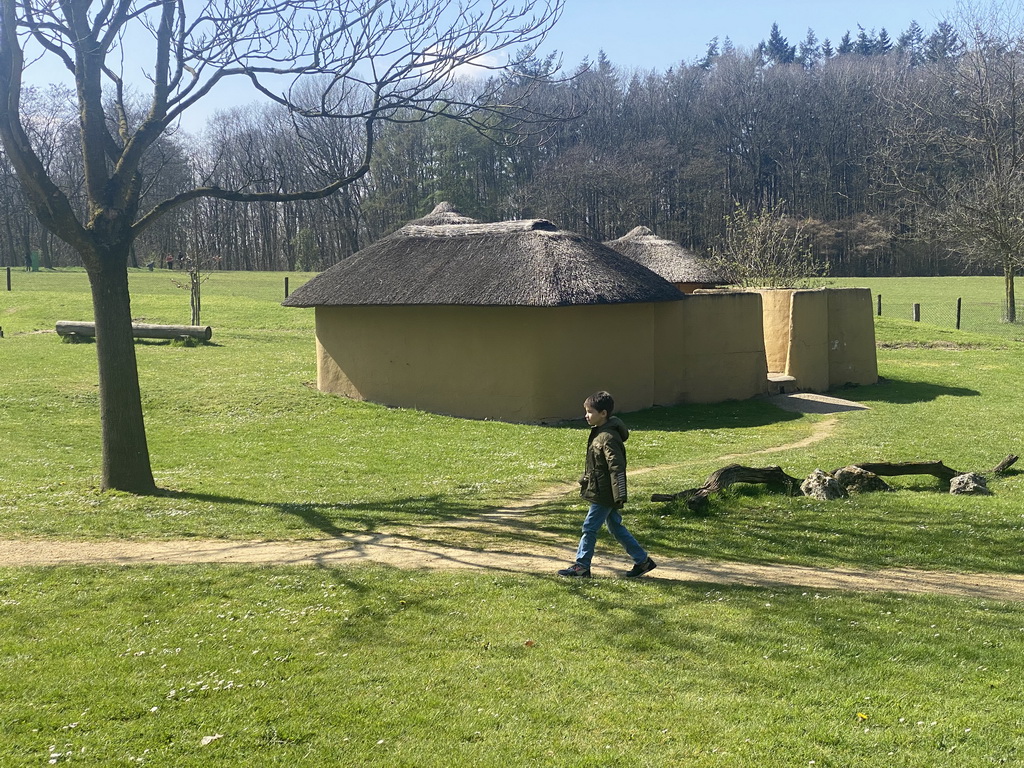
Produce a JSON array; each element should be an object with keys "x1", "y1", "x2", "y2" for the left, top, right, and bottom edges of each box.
[
  {"x1": 3, "y1": 535, "x2": 1023, "y2": 601},
  {"x1": 5, "y1": 393, "x2": 1022, "y2": 601}
]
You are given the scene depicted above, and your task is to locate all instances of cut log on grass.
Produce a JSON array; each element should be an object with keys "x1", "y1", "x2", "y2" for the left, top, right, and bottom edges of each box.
[
  {"x1": 651, "y1": 464, "x2": 803, "y2": 513},
  {"x1": 56, "y1": 321, "x2": 212, "y2": 341}
]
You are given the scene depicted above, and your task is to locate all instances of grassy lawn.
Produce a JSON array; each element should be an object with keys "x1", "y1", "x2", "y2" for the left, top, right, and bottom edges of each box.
[
  {"x1": 830, "y1": 275, "x2": 1024, "y2": 340},
  {"x1": 2, "y1": 566, "x2": 1022, "y2": 767},
  {"x1": 2, "y1": 270, "x2": 1024, "y2": 765}
]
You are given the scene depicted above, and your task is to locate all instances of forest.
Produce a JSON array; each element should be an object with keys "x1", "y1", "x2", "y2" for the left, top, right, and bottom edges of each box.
[{"x1": 2, "y1": 13, "x2": 1022, "y2": 281}]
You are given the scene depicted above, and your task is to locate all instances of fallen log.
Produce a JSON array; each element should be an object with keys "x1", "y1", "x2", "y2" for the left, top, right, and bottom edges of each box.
[
  {"x1": 839, "y1": 461, "x2": 959, "y2": 482},
  {"x1": 651, "y1": 464, "x2": 802, "y2": 513},
  {"x1": 992, "y1": 454, "x2": 1019, "y2": 475},
  {"x1": 56, "y1": 320, "x2": 212, "y2": 341},
  {"x1": 653, "y1": 454, "x2": 1014, "y2": 513}
]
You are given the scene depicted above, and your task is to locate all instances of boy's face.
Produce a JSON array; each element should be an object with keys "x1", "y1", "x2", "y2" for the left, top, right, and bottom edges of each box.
[{"x1": 584, "y1": 402, "x2": 609, "y2": 427}]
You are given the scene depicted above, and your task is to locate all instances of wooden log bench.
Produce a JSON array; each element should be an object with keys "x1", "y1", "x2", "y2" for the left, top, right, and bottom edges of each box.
[{"x1": 56, "y1": 320, "x2": 212, "y2": 341}]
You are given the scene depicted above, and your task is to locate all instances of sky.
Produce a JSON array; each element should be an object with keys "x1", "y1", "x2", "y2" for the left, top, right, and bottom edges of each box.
[
  {"x1": 538, "y1": 0, "x2": 961, "y2": 70},
  {"x1": 16, "y1": 0, "x2": 964, "y2": 132}
]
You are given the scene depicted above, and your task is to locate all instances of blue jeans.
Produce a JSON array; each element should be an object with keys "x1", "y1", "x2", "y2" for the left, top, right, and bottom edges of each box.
[{"x1": 574, "y1": 503, "x2": 648, "y2": 568}]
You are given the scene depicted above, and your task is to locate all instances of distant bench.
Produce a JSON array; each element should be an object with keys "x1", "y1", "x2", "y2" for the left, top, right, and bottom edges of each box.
[{"x1": 56, "y1": 320, "x2": 213, "y2": 341}]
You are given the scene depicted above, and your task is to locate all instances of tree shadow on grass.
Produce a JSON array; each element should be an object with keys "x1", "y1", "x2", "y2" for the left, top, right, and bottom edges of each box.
[
  {"x1": 157, "y1": 488, "x2": 557, "y2": 551},
  {"x1": 145, "y1": 488, "x2": 589, "y2": 580}
]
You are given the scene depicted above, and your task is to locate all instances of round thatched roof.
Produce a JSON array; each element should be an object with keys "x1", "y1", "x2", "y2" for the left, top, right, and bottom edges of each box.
[
  {"x1": 403, "y1": 201, "x2": 479, "y2": 227},
  {"x1": 284, "y1": 219, "x2": 685, "y2": 308},
  {"x1": 604, "y1": 226, "x2": 728, "y2": 285}
]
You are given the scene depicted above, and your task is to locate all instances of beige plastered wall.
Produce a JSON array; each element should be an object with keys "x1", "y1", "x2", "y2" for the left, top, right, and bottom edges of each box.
[
  {"x1": 654, "y1": 292, "x2": 768, "y2": 404},
  {"x1": 755, "y1": 287, "x2": 878, "y2": 392},
  {"x1": 759, "y1": 289, "x2": 794, "y2": 374},
  {"x1": 313, "y1": 296, "x2": 769, "y2": 422},
  {"x1": 314, "y1": 304, "x2": 659, "y2": 422},
  {"x1": 827, "y1": 288, "x2": 878, "y2": 387}
]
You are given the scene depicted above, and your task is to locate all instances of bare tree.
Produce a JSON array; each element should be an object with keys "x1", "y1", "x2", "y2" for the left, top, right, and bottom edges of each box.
[
  {"x1": 711, "y1": 201, "x2": 827, "y2": 288},
  {"x1": 0, "y1": 0, "x2": 563, "y2": 493},
  {"x1": 882, "y1": 2, "x2": 1024, "y2": 320}
]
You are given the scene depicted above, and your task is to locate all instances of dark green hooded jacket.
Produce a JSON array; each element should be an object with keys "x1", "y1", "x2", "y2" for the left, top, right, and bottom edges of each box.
[{"x1": 579, "y1": 416, "x2": 628, "y2": 507}]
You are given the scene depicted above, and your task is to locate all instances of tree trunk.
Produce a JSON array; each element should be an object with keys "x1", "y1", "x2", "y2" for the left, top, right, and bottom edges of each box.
[
  {"x1": 86, "y1": 251, "x2": 157, "y2": 493},
  {"x1": 40, "y1": 230, "x2": 53, "y2": 269},
  {"x1": 190, "y1": 271, "x2": 201, "y2": 325},
  {"x1": 1006, "y1": 264, "x2": 1017, "y2": 323}
]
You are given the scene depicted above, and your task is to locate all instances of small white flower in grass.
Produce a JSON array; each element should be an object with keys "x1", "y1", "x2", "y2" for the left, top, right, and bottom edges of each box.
[{"x1": 200, "y1": 734, "x2": 224, "y2": 746}]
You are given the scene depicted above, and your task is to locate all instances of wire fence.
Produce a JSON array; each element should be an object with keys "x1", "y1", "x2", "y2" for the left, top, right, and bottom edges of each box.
[{"x1": 876, "y1": 294, "x2": 1023, "y2": 334}]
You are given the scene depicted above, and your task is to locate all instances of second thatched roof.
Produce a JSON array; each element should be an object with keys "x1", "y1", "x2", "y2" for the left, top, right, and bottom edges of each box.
[
  {"x1": 403, "y1": 201, "x2": 480, "y2": 227},
  {"x1": 604, "y1": 226, "x2": 728, "y2": 285},
  {"x1": 284, "y1": 217, "x2": 684, "y2": 308}
]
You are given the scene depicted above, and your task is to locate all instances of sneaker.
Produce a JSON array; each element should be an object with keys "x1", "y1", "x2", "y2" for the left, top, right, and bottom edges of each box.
[
  {"x1": 557, "y1": 563, "x2": 591, "y2": 578},
  {"x1": 625, "y1": 557, "x2": 657, "y2": 578}
]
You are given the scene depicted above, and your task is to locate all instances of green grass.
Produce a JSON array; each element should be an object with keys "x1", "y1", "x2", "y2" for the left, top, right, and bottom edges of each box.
[
  {"x1": 2, "y1": 566, "x2": 1022, "y2": 767},
  {"x1": 3, "y1": 270, "x2": 1024, "y2": 765},
  {"x1": 2, "y1": 270, "x2": 1024, "y2": 571},
  {"x1": 831, "y1": 275, "x2": 1024, "y2": 340}
]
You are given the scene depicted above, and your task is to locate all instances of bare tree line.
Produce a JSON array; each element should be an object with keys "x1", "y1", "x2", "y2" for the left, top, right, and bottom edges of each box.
[{"x1": 3, "y1": 11, "x2": 1024, "y2": 288}]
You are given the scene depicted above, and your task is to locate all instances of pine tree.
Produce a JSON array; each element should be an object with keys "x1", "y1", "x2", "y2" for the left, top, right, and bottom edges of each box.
[
  {"x1": 798, "y1": 28, "x2": 820, "y2": 68},
  {"x1": 698, "y1": 37, "x2": 720, "y2": 70},
  {"x1": 897, "y1": 20, "x2": 927, "y2": 67},
  {"x1": 837, "y1": 31, "x2": 854, "y2": 55},
  {"x1": 821, "y1": 38, "x2": 835, "y2": 59},
  {"x1": 876, "y1": 28, "x2": 893, "y2": 54},
  {"x1": 855, "y1": 26, "x2": 875, "y2": 56},
  {"x1": 926, "y1": 21, "x2": 964, "y2": 62},
  {"x1": 764, "y1": 22, "x2": 797, "y2": 65}
]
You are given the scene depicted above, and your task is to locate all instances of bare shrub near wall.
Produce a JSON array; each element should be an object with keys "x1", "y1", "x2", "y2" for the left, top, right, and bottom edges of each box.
[{"x1": 710, "y1": 202, "x2": 829, "y2": 288}]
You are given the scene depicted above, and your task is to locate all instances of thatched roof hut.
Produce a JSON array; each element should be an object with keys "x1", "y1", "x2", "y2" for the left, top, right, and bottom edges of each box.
[
  {"x1": 281, "y1": 207, "x2": 884, "y2": 422},
  {"x1": 283, "y1": 211, "x2": 712, "y2": 421},
  {"x1": 284, "y1": 218, "x2": 685, "y2": 308},
  {"x1": 604, "y1": 226, "x2": 729, "y2": 293}
]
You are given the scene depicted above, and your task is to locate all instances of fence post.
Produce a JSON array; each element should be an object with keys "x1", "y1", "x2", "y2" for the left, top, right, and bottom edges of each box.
[
  {"x1": 284, "y1": 276, "x2": 289, "y2": 299},
  {"x1": 913, "y1": 303, "x2": 921, "y2": 322},
  {"x1": 6, "y1": 266, "x2": 10, "y2": 291},
  {"x1": 877, "y1": 293, "x2": 882, "y2": 316},
  {"x1": 956, "y1": 297, "x2": 962, "y2": 330}
]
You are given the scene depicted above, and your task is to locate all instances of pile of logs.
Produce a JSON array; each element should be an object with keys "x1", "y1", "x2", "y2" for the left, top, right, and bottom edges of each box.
[{"x1": 651, "y1": 456, "x2": 1018, "y2": 513}]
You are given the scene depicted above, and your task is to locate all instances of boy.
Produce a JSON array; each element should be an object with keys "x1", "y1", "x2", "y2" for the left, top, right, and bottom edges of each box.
[{"x1": 558, "y1": 391, "x2": 657, "y2": 579}]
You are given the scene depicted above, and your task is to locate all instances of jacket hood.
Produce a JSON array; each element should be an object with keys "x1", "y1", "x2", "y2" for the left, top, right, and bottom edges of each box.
[{"x1": 598, "y1": 415, "x2": 629, "y2": 443}]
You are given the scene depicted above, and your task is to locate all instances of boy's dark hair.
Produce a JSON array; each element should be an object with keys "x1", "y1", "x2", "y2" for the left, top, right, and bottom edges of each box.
[{"x1": 585, "y1": 390, "x2": 615, "y2": 416}]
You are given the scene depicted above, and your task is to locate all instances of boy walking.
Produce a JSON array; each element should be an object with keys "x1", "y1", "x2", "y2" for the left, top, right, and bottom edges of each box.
[{"x1": 558, "y1": 391, "x2": 657, "y2": 579}]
